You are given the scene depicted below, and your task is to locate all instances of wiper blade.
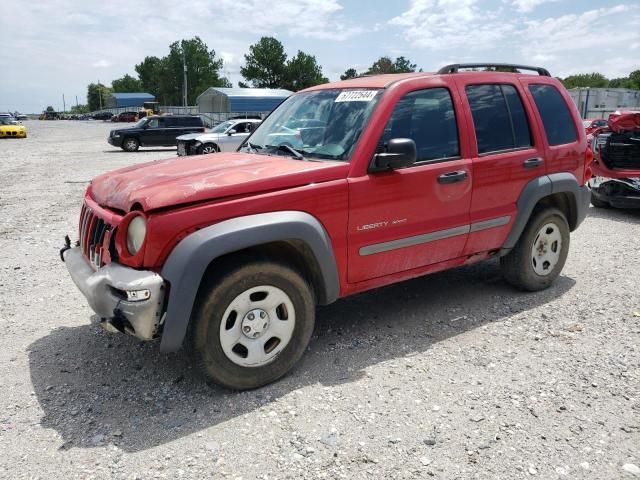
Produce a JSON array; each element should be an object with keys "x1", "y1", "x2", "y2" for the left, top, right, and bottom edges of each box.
[
  {"x1": 242, "y1": 141, "x2": 263, "y2": 153},
  {"x1": 266, "y1": 144, "x2": 304, "y2": 160}
]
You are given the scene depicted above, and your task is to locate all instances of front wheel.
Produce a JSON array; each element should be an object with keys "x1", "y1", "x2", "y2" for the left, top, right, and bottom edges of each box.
[
  {"x1": 121, "y1": 137, "x2": 139, "y2": 152},
  {"x1": 198, "y1": 143, "x2": 219, "y2": 154},
  {"x1": 191, "y1": 261, "x2": 315, "y2": 390},
  {"x1": 500, "y1": 208, "x2": 570, "y2": 291}
]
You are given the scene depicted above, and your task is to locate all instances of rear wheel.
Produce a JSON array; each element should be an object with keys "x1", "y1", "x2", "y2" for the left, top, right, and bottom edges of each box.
[
  {"x1": 121, "y1": 137, "x2": 139, "y2": 152},
  {"x1": 500, "y1": 208, "x2": 570, "y2": 291},
  {"x1": 198, "y1": 143, "x2": 219, "y2": 154},
  {"x1": 191, "y1": 261, "x2": 315, "y2": 390}
]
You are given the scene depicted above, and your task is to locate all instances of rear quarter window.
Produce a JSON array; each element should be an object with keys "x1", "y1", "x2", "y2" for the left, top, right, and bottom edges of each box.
[{"x1": 528, "y1": 84, "x2": 577, "y2": 146}]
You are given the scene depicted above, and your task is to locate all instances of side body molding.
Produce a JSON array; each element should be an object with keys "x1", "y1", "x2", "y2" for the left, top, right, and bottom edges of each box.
[
  {"x1": 501, "y1": 172, "x2": 590, "y2": 253},
  {"x1": 159, "y1": 211, "x2": 340, "y2": 352}
]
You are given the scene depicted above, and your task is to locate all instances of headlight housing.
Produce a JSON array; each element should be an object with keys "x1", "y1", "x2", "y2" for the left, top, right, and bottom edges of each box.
[{"x1": 126, "y1": 215, "x2": 146, "y2": 255}]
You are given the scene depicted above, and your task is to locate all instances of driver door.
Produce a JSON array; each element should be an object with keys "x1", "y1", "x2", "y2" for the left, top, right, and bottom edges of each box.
[{"x1": 348, "y1": 87, "x2": 472, "y2": 283}]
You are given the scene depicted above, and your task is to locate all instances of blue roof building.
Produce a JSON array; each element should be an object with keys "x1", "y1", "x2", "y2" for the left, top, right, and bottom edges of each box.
[
  {"x1": 106, "y1": 92, "x2": 155, "y2": 108},
  {"x1": 196, "y1": 87, "x2": 292, "y2": 114}
]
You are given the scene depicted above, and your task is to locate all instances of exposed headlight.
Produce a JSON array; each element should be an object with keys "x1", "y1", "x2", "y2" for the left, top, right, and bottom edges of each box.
[{"x1": 126, "y1": 215, "x2": 146, "y2": 255}]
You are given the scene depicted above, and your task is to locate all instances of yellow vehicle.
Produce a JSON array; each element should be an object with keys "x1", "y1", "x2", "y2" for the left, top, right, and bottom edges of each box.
[
  {"x1": 138, "y1": 101, "x2": 160, "y2": 119},
  {"x1": 0, "y1": 117, "x2": 27, "y2": 138}
]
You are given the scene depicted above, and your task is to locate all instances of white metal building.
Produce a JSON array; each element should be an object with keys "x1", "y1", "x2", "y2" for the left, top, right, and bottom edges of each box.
[{"x1": 569, "y1": 87, "x2": 640, "y2": 119}]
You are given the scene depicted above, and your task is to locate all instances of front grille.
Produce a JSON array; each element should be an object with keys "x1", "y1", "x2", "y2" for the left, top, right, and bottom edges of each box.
[
  {"x1": 602, "y1": 132, "x2": 640, "y2": 170},
  {"x1": 79, "y1": 203, "x2": 112, "y2": 268}
]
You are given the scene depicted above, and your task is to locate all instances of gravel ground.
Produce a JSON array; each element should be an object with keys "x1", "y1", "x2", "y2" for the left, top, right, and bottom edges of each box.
[{"x1": 0, "y1": 120, "x2": 639, "y2": 479}]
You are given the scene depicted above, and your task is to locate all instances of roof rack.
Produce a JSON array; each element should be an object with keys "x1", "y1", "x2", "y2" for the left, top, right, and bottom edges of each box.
[{"x1": 437, "y1": 63, "x2": 551, "y2": 77}]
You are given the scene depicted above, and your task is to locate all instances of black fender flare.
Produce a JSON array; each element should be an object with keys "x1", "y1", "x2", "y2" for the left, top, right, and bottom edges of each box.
[
  {"x1": 159, "y1": 211, "x2": 340, "y2": 352},
  {"x1": 501, "y1": 172, "x2": 590, "y2": 253}
]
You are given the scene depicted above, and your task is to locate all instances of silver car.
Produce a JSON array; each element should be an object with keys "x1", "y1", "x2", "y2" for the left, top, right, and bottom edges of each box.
[{"x1": 176, "y1": 119, "x2": 261, "y2": 155}]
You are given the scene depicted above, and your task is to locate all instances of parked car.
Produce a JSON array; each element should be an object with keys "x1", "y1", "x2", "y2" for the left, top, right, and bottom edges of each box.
[
  {"x1": 176, "y1": 119, "x2": 261, "y2": 155},
  {"x1": 108, "y1": 115, "x2": 205, "y2": 151},
  {"x1": 62, "y1": 63, "x2": 591, "y2": 390},
  {"x1": 111, "y1": 111, "x2": 138, "y2": 122},
  {"x1": 92, "y1": 111, "x2": 114, "y2": 121},
  {"x1": 0, "y1": 117, "x2": 27, "y2": 138},
  {"x1": 582, "y1": 118, "x2": 608, "y2": 135},
  {"x1": 589, "y1": 111, "x2": 640, "y2": 208}
]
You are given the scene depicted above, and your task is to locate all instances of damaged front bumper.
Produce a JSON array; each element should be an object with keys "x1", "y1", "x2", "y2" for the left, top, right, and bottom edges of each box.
[
  {"x1": 589, "y1": 176, "x2": 640, "y2": 209},
  {"x1": 62, "y1": 246, "x2": 166, "y2": 339}
]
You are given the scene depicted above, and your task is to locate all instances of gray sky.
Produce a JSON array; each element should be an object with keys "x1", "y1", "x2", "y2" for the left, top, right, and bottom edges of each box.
[{"x1": 2, "y1": 0, "x2": 639, "y2": 113}]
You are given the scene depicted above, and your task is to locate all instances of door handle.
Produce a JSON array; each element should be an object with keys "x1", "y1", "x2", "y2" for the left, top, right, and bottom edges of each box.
[
  {"x1": 523, "y1": 157, "x2": 544, "y2": 168},
  {"x1": 437, "y1": 170, "x2": 468, "y2": 184}
]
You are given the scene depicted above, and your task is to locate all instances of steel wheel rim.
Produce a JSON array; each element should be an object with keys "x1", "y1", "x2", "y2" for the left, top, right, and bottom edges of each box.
[
  {"x1": 125, "y1": 139, "x2": 137, "y2": 150},
  {"x1": 202, "y1": 145, "x2": 217, "y2": 154},
  {"x1": 219, "y1": 285, "x2": 296, "y2": 367},
  {"x1": 531, "y1": 222, "x2": 562, "y2": 276}
]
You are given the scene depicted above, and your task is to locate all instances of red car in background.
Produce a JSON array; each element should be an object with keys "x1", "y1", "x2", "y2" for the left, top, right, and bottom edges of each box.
[
  {"x1": 110, "y1": 111, "x2": 138, "y2": 122},
  {"x1": 583, "y1": 118, "x2": 608, "y2": 135},
  {"x1": 589, "y1": 111, "x2": 640, "y2": 208}
]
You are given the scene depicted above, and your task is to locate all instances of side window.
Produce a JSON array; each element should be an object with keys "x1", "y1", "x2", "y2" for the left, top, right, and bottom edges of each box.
[
  {"x1": 528, "y1": 84, "x2": 577, "y2": 146},
  {"x1": 147, "y1": 118, "x2": 159, "y2": 128},
  {"x1": 466, "y1": 84, "x2": 532, "y2": 154},
  {"x1": 234, "y1": 123, "x2": 247, "y2": 133},
  {"x1": 381, "y1": 88, "x2": 459, "y2": 162}
]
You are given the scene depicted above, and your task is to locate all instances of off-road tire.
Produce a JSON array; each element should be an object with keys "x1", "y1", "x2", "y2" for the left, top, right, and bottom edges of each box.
[
  {"x1": 121, "y1": 137, "x2": 139, "y2": 152},
  {"x1": 190, "y1": 260, "x2": 315, "y2": 390},
  {"x1": 590, "y1": 191, "x2": 609, "y2": 208},
  {"x1": 500, "y1": 207, "x2": 570, "y2": 291}
]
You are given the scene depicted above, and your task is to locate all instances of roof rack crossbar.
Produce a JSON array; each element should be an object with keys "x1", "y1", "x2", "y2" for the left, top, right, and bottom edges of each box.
[{"x1": 437, "y1": 63, "x2": 551, "y2": 76}]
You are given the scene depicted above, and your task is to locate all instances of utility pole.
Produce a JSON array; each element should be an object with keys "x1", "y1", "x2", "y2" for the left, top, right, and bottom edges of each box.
[
  {"x1": 183, "y1": 49, "x2": 188, "y2": 107},
  {"x1": 62, "y1": 94, "x2": 66, "y2": 113},
  {"x1": 76, "y1": 95, "x2": 79, "y2": 108},
  {"x1": 98, "y1": 80, "x2": 103, "y2": 110}
]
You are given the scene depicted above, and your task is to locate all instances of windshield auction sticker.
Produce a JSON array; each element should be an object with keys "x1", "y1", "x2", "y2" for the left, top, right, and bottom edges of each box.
[{"x1": 335, "y1": 90, "x2": 377, "y2": 102}]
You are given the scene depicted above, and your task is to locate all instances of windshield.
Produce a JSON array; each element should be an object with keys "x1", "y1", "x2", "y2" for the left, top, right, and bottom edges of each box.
[
  {"x1": 243, "y1": 89, "x2": 382, "y2": 161},
  {"x1": 211, "y1": 121, "x2": 234, "y2": 133},
  {"x1": 133, "y1": 118, "x2": 148, "y2": 128}
]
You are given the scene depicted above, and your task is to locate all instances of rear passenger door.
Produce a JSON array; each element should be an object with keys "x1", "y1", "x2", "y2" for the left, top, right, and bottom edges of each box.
[{"x1": 453, "y1": 81, "x2": 547, "y2": 255}]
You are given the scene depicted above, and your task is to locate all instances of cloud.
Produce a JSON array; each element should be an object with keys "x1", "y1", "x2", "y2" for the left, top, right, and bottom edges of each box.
[
  {"x1": 91, "y1": 59, "x2": 112, "y2": 68},
  {"x1": 511, "y1": 0, "x2": 559, "y2": 13},
  {"x1": 389, "y1": 0, "x2": 514, "y2": 51}
]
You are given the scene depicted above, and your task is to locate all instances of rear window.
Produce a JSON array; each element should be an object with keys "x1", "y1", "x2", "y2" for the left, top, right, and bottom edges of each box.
[
  {"x1": 466, "y1": 84, "x2": 532, "y2": 154},
  {"x1": 528, "y1": 84, "x2": 577, "y2": 146}
]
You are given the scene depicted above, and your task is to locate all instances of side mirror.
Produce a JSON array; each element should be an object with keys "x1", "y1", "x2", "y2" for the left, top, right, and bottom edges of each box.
[
  {"x1": 227, "y1": 129, "x2": 237, "y2": 136},
  {"x1": 371, "y1": 138, "x2": 417, "y2": 171}
]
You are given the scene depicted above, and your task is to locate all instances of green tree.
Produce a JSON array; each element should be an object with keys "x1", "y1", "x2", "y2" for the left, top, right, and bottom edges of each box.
[
  {"x1": 393, "y1": 56, "x2": 417, "y2": 73},
  {"x1": 135, "y1": 56, "x2": 165, "y2": 99},
  {"x1": 161, "y1": 37, "x2": 230, "y2": 105},
  {"x1": 240, "y1": 36, "x2": 288, "y2": 88},
  {"x1": 45, "y1": 106, "x2": 55, "y2": 112},
  {"x1": 366, "y1": 56, "x2": 418, "y2": 75},
  {"x1": 283, "y1": 51, "x2": 328, "y2": 91},
  {"x1": 340, "y1": 68, "x2": 358, "y2": 80},
  {"x1": 609, "y1": 77, "x2": 632, "y2": 88},
  {"x1": 561, "y1": 73, "x2": 609, "y2": 89},
  {"x1": 238, "y1": 81, "x2": 250, "y2": 88},
  {"x1": 629, "y1": 70, "x2": 640, "y2": 89},
  {"x1": 111, "y1": 74, "x2": 142, "y2": 92},
  {"x1": 70, "y1": 104, "x2": 90, "y2": 114},
  {"x1": 87, "y1": 83, "x2": 112, "y2": 111}
]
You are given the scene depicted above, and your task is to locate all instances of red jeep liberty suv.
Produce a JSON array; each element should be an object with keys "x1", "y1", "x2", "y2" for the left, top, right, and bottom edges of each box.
[{"x1": 61, "y1": 63, "x2": 591, "y2": 389}]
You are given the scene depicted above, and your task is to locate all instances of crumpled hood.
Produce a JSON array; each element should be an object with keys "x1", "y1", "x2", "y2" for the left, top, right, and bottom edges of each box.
[
  {"x1": 176, "y1": 132, "x2": 221, "y2": 142},
  {"x1": 90, "y1": 152, "x2": 348, "y2": 212}
]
